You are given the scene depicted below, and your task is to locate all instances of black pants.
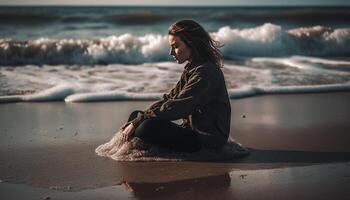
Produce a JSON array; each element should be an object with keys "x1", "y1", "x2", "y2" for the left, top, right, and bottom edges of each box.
[{"x1": 128, "y1": 110, "x2": 201, "y2": 152}]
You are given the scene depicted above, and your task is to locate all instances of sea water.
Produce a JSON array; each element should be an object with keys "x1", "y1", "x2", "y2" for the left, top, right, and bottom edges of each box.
[{"x1": 0, "y1": 6, "x2": 350, "y2": 102}]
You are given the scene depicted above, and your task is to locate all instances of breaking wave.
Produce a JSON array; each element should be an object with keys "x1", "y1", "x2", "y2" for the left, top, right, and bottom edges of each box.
[{"x1": 1, "y1": 23, "x2": 350, "y2": 65}]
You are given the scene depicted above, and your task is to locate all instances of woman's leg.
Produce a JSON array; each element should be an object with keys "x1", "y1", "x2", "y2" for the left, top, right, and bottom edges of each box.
[
  {"x1": 135, "y1": 118, "x2": 201, "y2": 152},
  {"x1": 127, "y1": 110, "x2": 201, "y2": 152}
]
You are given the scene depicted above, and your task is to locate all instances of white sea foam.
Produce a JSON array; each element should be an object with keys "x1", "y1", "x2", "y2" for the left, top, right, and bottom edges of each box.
[
  {"x1": 1, "y1": 24, "x2": 350, "y2": 65},
  {"x1": 213, "y1": 24, "x2": 350, "y2": 58},
  {"x1": 65, "y1": 91, "x2": 162, "y2": 102},
  {"x1": 213, "y1": 23, "x2": 284, "y2": 57},
  {"x1": 95, "y1": 129, "x2": 249, "y2": 161},
  {"x1": 251, "y1": 56, "x2": 350, "y2": 75},
  {"x1": 0, "y1": 34, "x2": 169, "y2": 65},
  {"x1": 228, "y1": 83, "x2": 350, "y2": 99},
  {"x1": 290, "y1": 56, "x2": 350, "y2": 65},
  {"x1": 1, "y1": 56, "x2": 350, "y2": 102}
]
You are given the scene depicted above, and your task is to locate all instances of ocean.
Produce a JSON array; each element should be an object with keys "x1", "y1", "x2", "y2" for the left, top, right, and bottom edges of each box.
[{"x1": 0, "y1": 6, "x2": 350, "y2": 102}]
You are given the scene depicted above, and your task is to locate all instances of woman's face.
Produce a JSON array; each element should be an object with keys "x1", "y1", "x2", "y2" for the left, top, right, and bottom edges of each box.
[{"x1": 168, "y1": 34, "x2": 192, "y2": 64}]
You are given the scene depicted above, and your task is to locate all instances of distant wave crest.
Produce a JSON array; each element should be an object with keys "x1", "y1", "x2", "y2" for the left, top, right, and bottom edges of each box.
[
  {"x1": 0, "y1": 34, "x2": 169, "y2": 65},
  {"x1": 1, "y1": 23, "x2": 350, "y2": 65},
  {"x1": 214, "y1": 23, "x2": 350, "y2": 57}
]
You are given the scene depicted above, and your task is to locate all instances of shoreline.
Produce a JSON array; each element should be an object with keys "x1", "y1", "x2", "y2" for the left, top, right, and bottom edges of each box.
[{"x1": 1, "y1": 84, "x2": 350, "y2": 103}]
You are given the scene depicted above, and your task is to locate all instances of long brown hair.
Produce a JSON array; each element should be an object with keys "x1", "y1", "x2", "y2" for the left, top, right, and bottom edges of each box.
[{"x1": 168, "y1": 19, "x2": 224, "y2": 68}]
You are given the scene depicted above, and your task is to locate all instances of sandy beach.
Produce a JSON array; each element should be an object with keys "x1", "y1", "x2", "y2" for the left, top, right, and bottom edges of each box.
[{"x1": 1, "y1": 92, "x2": 350, "y2": 199}]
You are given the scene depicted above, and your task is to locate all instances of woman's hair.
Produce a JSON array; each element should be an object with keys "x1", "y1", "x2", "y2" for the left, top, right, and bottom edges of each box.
[{"x1": 168, "y1": 19, "x2": 223, "y2": 68}]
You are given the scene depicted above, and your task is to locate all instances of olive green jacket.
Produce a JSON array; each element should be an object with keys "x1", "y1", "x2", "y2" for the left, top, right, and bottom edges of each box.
[{"x1": 131, "y1": 61, "x2": 231, "y2": 148}]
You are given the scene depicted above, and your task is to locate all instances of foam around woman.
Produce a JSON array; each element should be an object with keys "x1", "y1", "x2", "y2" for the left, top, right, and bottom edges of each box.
[{"x1": 95, "y1": 130, "x2": 249, "y2": 162}]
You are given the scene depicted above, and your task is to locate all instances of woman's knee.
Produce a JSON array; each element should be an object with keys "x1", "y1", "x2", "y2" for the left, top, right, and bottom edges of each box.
[
  {"x1": 135, "y1": 119, "x2": 157, "y2": 133},
  {"x1": 134, "y1": 118, "x2": 163, "y2": 140}
]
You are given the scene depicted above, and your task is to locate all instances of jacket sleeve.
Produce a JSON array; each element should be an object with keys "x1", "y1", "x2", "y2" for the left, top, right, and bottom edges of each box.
[
  {"x1": 130, "y1": 73, "x2": 183, "y2": 128},
  {"x1": 144, "y1": 79, "x2": 182, "y2": 112},
  {"x1": 131, "y1": 64, "x2": 219, "y2": 127}
]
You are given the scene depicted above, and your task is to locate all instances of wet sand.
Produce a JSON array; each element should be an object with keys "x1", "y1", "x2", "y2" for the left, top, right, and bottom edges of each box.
[{"x1": 1, "y1": 92, "x2": 350, "y2": 199}]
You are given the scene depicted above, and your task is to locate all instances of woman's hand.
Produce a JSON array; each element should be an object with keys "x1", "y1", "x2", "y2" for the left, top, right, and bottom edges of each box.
[
  {"x1": 120, "y1": 122, "x2": 136, "y2": 142},
  {"x1": 119, "y1": 122, "x2": 131, "y2": 131}
]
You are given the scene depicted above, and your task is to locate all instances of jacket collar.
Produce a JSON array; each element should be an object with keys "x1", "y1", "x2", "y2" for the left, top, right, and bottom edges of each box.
[{"x1": 184, "y1": 58, "x2": 207, "y2": 72}]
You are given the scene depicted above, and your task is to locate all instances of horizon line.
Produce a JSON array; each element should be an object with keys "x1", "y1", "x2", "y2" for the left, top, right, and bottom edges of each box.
[{"x1": 1, "y1": 4, "x2": 350, "y2": 7}]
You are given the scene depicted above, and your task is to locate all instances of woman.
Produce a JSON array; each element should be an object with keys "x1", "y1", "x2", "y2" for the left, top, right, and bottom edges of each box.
[{"x1": 120, "y1": 19, "x2": 232, "y2": 152}]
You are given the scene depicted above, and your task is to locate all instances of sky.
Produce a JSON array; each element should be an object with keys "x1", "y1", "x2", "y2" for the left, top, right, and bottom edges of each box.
[{"x1": 0, "y1": 0, "x2": 349, "y2": 6}]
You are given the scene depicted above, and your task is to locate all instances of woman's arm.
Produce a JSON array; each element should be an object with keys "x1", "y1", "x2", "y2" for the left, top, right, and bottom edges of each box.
[
  {"x1": 145, "y1": 79, "x2": 182, "y2": 112},
  {"x1": 131, "y1": 63, "x2": 220, "y2": 127},
  {"x1": 129, "y1": 73, "x2": 183, "y2": 128}
]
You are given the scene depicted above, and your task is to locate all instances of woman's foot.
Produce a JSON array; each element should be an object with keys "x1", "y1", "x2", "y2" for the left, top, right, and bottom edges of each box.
[{"x1": 228, "y1": 138, "x2": 250, "y2": 157}]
